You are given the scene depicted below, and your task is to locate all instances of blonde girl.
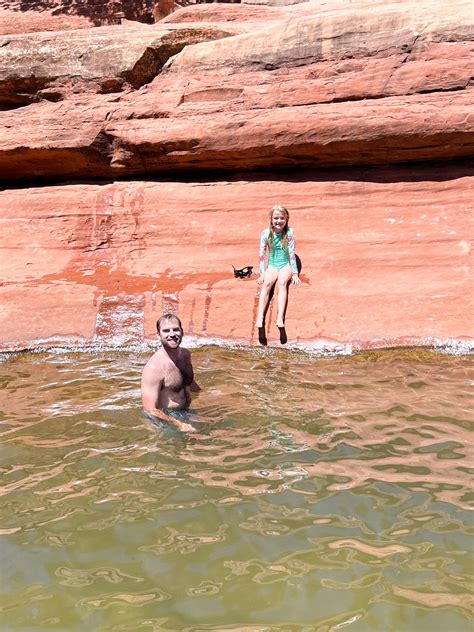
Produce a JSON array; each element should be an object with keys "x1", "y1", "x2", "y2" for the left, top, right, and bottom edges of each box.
[{"x1": 256, "y1": 205, "x2": 300, "y2": 339}]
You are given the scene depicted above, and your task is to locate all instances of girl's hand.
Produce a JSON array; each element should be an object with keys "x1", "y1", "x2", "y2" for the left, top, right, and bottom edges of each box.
[
  {"x1": 256, "y1": 275, "x2": 264, "y2": 285},
  {"x1": 291, "y1": 274, "x2": 301, "y2": 286}
]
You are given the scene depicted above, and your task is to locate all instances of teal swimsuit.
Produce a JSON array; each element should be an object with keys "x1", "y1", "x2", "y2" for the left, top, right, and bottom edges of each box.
[{"x1": 259, "y1": 227, "x2": 298, "y2": 275}]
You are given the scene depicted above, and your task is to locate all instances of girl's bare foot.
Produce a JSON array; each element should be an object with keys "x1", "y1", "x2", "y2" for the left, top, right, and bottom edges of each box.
[
  {"x1": 278, "y1": 326, "x2": 287, "y2": 345},
  {"x1": 258, "y1": 326, "x2": 267, "y2": 346}
]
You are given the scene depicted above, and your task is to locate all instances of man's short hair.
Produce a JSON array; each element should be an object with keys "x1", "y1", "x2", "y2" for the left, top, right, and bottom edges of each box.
[{"x1": 156, "y1": 313, "x2": 183, "y2": 333}]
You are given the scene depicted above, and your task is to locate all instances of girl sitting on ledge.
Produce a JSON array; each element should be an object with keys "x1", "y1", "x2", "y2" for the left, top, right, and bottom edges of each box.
[{"x1": 256, "y1": 204, "x2": 301, "y2": 344}]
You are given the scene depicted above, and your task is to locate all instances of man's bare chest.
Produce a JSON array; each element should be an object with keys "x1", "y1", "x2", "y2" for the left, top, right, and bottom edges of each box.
[{"x1": 162, "y1": 361, "x2": 185, "y2": 392}]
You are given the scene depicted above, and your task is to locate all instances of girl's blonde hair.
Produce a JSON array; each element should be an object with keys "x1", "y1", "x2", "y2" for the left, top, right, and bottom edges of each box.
[{"x1": 268, "y1": 204, "x2": 290, "y2": 252}]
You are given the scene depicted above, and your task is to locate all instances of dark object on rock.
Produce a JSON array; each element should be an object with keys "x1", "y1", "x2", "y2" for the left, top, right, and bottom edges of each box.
[{"x1": 233, "y1": 265, "x2": 253, "y2": 279}]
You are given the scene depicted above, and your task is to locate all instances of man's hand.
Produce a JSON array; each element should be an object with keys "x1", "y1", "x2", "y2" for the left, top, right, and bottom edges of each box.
[{"x1": 176, "y1": 420, "x2": 197, "y2": 433}]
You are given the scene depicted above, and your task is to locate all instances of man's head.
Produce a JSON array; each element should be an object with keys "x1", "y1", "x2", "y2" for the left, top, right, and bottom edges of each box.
[{"x1": 156, "y1": 314, "x2": 183, "y2": 350}]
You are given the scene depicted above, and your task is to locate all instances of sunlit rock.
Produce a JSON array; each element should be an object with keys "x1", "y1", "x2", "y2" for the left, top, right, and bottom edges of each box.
[{"x1": 0, "y1": 0, "x2": 472, "y2": 351}]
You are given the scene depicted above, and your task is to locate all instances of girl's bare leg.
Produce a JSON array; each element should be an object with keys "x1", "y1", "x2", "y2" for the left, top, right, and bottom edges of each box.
[
  {"x1": 276, "y1": 264, "x2": 292, "y2": 327},
  {"x1": 256, "y1": 266, "x2": 278, "y2": 327}
]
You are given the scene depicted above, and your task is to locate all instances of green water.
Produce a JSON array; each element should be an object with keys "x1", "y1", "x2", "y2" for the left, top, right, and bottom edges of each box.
[{"x1": 0, "y1": 347, "x2": 472, "y2": 631}]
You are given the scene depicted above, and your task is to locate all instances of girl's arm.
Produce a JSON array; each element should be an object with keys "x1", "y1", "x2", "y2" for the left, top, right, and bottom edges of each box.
[
  {"x1": 258, "y1": 229, "x2": 269, "y2": 277},
  {"x1": 287, "y1": 228, "x2": 298, "y2": 275}
]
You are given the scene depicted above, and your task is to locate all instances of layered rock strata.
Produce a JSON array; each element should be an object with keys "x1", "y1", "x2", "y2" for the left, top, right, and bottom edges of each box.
[
  {"x1": 1, "y1": 164, "x2": 472, "y2": 351},
  {"x1": 0, "y1": 0, "x2": 472, "y2": 351}
]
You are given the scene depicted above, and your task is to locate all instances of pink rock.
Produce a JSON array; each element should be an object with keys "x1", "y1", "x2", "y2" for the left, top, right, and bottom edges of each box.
[
  {"x1": 0, "y1": 23, "x2": 239, "y2": 106},
  {"x1": 1, "y1": 89, "x2": 473, "y2": 181},
  {"x1": 159, "y1": 3, "x2": 286, "y2": 24},
  {"x1": 0, "y1": 0, "x2": 472, "y2": 351},
  {"x1": 165, "y1": 0, "x2": 473, "y2": 72},
  {"x1": 0, "y1": 166, "x2": 472, "y2": 351},
  {"x1": 1, "y1": 0, "x2": 472, "y2": 181},
  {"x1": 0, "y1": 8, "x2": 95, "y2": 35},
  {"x1": 1, "y1": 0, "x2": 157, "y2": 32}
]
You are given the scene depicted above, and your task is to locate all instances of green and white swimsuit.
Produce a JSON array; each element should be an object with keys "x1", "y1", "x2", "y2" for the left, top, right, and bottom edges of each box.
[{"x1": 259, "y1": 227, "x2": 298, "y2": 276}]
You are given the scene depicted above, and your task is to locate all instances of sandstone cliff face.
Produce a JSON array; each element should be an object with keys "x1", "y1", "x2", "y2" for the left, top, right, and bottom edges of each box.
[
  {"x1": 0, "y1": 0, "x2": 156, "y2": 35},
  {"x1": 0, "y1": 0, "x2": 244, "y2": 35},
  {"x1": 0, "y1": 0, "x2": 472, "y2": 351}
]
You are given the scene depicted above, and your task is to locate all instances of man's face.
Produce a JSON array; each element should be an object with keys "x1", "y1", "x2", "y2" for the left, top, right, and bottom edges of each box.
[{"x1": 158, "y1": 318, "x2": 183, "y2": 350}]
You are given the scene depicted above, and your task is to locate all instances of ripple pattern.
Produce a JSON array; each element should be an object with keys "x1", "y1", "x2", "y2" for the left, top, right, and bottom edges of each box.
[{"x1": 0, "y1": 348, "x2": 472, "y2": 631}]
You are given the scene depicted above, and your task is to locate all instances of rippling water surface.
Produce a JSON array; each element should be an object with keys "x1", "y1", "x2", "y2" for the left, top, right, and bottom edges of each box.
[{"x1": 0, "y1": 347, "x2": 472, "y2": 631}]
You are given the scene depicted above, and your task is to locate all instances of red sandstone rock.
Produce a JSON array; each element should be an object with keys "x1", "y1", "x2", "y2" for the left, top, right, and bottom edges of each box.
[
  {"x1": 0, "y1": 8, "x2": 94, "y2": 35},
  {"x1": 166, "y1": 1, "x2": 473, "y2": 73},
  {"x1": 0, "y1": 165, "x2": 472, "y2": 351},
  {"x1": 0, "y1": 0, "x2": 473, "y2": 351},
  {"x1": 0, "y1": 23, "x2": 239, "y2": 106},
  {"x1": 1, "y1": 0, "x2": 158, "y2": 29},
  {"x1": 153, "y1": 0, "x2": 178, "y2": 21},
  {"x1": 0, "y1": 0, "x2": 280, "y2": 35},
  {"x1": 1, "y1": 89, "x2": 473, "y2": 182},
  {"x1": 0, "y1": 0, "x2": 472, "y2": 181},
  {"x1": 159, "y1": 3, "x2": 286, "y2": 24}
]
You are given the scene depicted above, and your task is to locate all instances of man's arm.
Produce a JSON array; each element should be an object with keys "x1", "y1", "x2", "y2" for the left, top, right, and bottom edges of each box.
[{"x1": 141, "y1": 365, "x2": 196, "y2": 432}]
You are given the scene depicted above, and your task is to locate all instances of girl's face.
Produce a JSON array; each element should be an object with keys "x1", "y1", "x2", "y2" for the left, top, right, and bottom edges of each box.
[{"x1": 271, "y1": 210, "x2": 287, "y2": 233}]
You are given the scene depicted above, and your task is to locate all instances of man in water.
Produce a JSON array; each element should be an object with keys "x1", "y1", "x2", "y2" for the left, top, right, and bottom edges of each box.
[{"x1": 141, "y1": 313, "x2": 199, "y2": 432}]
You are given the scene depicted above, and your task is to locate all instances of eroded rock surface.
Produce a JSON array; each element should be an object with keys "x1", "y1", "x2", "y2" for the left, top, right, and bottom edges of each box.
[
  {"x1": 1, "y1": 0, "x2": 472, "y2": 182},
  {"x1": 0, "y1": 24, "x2": 238, "y2": 106},
  {"x1": 0, "y1": 0, "x2": 472, "y2": 351}
]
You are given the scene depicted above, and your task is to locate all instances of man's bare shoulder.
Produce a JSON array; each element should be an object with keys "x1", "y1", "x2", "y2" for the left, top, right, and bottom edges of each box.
[{"x1": 142, "y1": 350, "x2": 165, "y2": 375}]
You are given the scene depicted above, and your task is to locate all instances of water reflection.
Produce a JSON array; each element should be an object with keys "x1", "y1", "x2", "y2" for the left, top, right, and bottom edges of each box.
[{"x1": 0, "y1": 348, "x2": 472, "y2": 630}]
